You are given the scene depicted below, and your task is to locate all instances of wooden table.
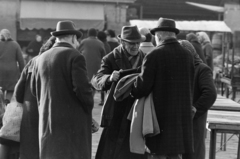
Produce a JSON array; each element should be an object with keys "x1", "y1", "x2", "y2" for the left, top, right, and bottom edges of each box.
[
  {"x1": 211, "y1": 95, "x2": 240, "y2": 111},
  {"x1": 208, "y1": 97, "x2": 240, "y2": 159}
]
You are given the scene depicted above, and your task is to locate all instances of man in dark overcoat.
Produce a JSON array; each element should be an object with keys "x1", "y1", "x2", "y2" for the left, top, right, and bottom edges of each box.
[
  {"x1": 183, "y1": 63, "x2": 217, "y2": 159},
  {"x1": 30, "y1": 21, "x2": 93, "y2": 159},
  {"x1": 131, "y1": 18, "x2": 195, "y2": 159},
  {"x1": 92, "y1": 25, "x2": 147, "y2": 159}
]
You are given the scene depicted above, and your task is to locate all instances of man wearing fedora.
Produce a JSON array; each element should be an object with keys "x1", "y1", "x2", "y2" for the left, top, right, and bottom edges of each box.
[
  {"x1": 91, "y1": 25, "x2": 147, "y2": 159},
  {"x1": 30, "y1": 21, "x2": 93, "y2": 159},
  {"x1": 131, "y1": 18, "x2": 195, "y2": 159}
]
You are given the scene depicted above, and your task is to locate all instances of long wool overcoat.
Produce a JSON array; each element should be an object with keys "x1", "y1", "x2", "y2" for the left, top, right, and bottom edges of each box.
[
  {"x1": 91, "y1": 46, "x2": 146, "y2": 159},
  {"x1": 0, "y1": 40, "x2": 25, "y2": 91},
  {"x1": 30, "y1": 42, "x2": 93, "y2": 159},
  {"x1": 183, "y1": 63, "x2": 217, "y2": 159},
  {"x1": 132, "y1": 38, "x2": 195, "y2": 155},
  {"x1": 14, "y1": 57, "x2": 39, "y2": 159}
]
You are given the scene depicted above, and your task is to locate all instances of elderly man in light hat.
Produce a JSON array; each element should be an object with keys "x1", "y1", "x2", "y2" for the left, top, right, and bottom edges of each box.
[
  {"x1": 131, "y1": 18, "x2": 195, "y2": 159},
  {"x1": 92, "y1": 25, "x2": 147, "y2": 159},
  {"x1": 30, "y1": 21, "x2": 93, "y2": 159}
]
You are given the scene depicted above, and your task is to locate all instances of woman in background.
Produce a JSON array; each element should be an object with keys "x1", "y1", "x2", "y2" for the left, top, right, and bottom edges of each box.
[
  {"x1": 196, "y1": 32, "x2": 213, "y2": 70},
  {"x1": 0, "y1": 36, "x2": 56, "y2": 159},
  {"x1": 0, "y1": 29, "x2": 25, "y2": 102}
]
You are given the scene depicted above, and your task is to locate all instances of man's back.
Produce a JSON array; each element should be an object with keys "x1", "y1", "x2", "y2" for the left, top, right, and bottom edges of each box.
[
  {"x1": 132, "y1": 38, "x2": 195, "y2": 155},
  {"x1": 79, "y1": 37, "x2": 106, "y2": 80},
  {"x1": 31, "y1": 42, "x2": 93, "y2": 159}
]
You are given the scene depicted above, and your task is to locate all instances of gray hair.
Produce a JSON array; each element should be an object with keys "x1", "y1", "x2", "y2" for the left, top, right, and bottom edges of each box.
[
  {"x1": 56, "y1": 34, "x2": 75, "y2": 42},
  {"x1": 155, "y1": 31, "x2": 176, "y2": 40},
  {"x1": 0, "y1": 29, "x2": 11, "y2": 40},
  {"x1": 196, "y1": 32, "x2": 210, "y2": 44}
]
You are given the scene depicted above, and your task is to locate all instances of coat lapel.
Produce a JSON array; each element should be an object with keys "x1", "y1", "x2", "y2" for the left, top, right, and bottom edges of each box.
[{"x1": 113, "y1": 46, "x2": 132, "y2": 70}]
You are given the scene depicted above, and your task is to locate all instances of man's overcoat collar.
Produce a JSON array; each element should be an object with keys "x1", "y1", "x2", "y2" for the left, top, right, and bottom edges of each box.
[
  {"x1": 53, "y1": 42, "x2": 74, "y2": 49},
  {"x1": 157, "y1": 38, "x2": 179, "y2": 48}
]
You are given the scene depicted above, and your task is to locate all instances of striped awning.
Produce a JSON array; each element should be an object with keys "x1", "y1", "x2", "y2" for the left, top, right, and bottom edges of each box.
[{"x1": 19, "y1": 1, "x2": 105, "y2": 30}]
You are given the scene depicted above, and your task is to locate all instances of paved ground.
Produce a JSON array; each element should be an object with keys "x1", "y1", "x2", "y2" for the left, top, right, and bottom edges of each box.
[{"x1": 92, "y1": 92, "x2": 240, "y2": 159}]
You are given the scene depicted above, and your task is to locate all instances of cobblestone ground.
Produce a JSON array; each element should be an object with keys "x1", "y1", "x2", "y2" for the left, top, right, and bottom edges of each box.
[{"x1": 92, "y1": 92, "x2": 240, "y2": 159}]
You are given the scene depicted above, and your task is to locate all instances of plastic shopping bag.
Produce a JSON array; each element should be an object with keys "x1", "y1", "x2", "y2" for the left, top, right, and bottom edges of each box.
[{"x1": 0, "y1": 102, "x2": 23, "y2": 142}]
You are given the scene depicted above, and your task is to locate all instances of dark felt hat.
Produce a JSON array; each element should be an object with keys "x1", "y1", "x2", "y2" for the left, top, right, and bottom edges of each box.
[
  {"x1": 150, "y1": 18, "x2": 179, "y2": 35},
  {"x1": 51, "y1": 21, "x2": 83, "y2": 39},
  {"x1": 117, "y1": 25, "x2": 146, "y2": 42}
]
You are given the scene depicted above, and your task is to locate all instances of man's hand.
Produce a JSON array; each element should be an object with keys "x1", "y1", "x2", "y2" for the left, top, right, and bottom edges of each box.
[
  {"x1": 191, "y1": 106, "x2": 196, "y2": 119},
  {"x1": 109, "y1": 70, "x2": 121, "y2": 82}
]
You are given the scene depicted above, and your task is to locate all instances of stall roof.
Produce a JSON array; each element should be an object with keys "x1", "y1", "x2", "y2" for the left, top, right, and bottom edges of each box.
[
  {"x1": 185, "y1": 1, "x2": 224, "y2": 13},
  {"x1": 19, "y1": 1, "x2": 105, "y2": 30},
  {"x1": 130, "y1": 20, "x2": 232, "y2": 32}
]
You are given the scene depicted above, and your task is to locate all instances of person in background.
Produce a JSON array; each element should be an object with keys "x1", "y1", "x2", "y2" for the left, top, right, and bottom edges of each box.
[
  {"x1": 25, "y1": 34, "x2": 43, "y2": 63},
  {"x1": 0, "y1": 29, "x2": 25, "y2": 102},
  {"x1": 196, "y1": 32, "x2": 213, "y2": 70},
  {"x1": 139, "y1": 27, "x2": 155, "y2": 55},
  {"x1": 79, "y1": 28, "x2": 106, "y2": 83},
  {"x1": 97, "y1": 31, "x2": 111, "y2": 106},
  {"x1": 30, "y1": 21, "x2": 93, "y2": 159},
  {"x1": 186, "y1": 33, "x2": 206, "y2": 64},
  {"x1": 92, "y1": 25, "x2": 146, "y2": 159},
  {"x1": 131, "y1": 18, "x2": 195, "y2": 159},
  {"x1": 179, "y1": 40, "x2": 217, "y2": 159},
  {"x1": 105, "y1": 29, "x2": 119, "y2": 51}
]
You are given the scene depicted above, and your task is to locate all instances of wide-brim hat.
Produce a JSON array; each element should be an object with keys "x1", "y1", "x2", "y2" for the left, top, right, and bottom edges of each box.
[
  {"x1": 150, "y1": 17, "x2": 180, "y2": 35},
  {"x1": 51, "y1": 21, "x2": 83, "y2": 39},
  {"x1": 117, "y1": 25, "x2": 146, "y2": 42}
]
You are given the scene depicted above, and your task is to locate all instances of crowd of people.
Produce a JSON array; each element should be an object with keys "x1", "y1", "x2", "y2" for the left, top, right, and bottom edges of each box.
[{"x1": 0, "y1": 17, "x2": 217, "y2": 159}]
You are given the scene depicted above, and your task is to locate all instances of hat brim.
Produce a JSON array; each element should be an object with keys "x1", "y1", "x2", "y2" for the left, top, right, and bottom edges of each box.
[
  {"x1": 150, "y1": 27, "x2": 179, "y2": 35},
  {"x1": 51, "y1": 30, "x2": 83, "y2": 39},
  {"x1": 117, "y1": 35, "x2": 146, "y2": 42}
]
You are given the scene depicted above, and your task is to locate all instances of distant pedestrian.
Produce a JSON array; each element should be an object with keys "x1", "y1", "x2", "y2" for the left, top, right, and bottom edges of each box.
[
  {"x1": 0, "y1": 29, "x2": 25, "y2": 101},
  {"x1": 196, "y1": 32, "x2": 213, "y2": 70},
  {"x1": 25, "y1": 34, "x2": 43, "y2": 63},
  {"x1": 186, "y1": 33, "x2": 206, "y2": 64},
  {"x1": 139, "y1": 27, "x2": 155, "y2": 55},
  {"x1": 30, "y1": 21, "x2": 93, "y2": 159},
  {"x1": 97, "y1": 31, "x2": 111, "y2": 55},
  {"x1": 97, "y1": 31, "x2": 111, "y2": 105},
  {"x1": 79, "y1": 28, "x2": 106, "y2": 82},
  {"x1": 105, "y1": 29, "x2": 119, "y2": 51}
]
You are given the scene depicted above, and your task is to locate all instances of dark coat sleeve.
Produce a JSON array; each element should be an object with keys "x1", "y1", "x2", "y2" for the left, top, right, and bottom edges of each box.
[
  {"x1": 91, "y1": 55, "x2": 114, "y2": 91},
  {"x1": 71, "y1": 54, "x2": 94, "y2": 114},
  {"x1": 131, "y1": 51, "x2": 157, "y2": 98},
  {"x1": 193, "y1": 64, "x2": 217, "y2": 119}
]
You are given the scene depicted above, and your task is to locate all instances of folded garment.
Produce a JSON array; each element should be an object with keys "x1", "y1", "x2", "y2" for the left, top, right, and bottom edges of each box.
[
  {"x1": 113, "y1": 73, "x2": 138, "y2": 101},
  {"x1": 128, "y1": 93, "x2": 160, "y2": 154}
]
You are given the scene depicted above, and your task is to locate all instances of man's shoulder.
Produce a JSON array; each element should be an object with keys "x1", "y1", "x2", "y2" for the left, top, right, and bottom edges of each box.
[
  {"x1": 102, "y1": 50, "x2": 114, "y2": 60},
  {"x1": 196, "y1": 63, "x2": 211, "y2": 73}
]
